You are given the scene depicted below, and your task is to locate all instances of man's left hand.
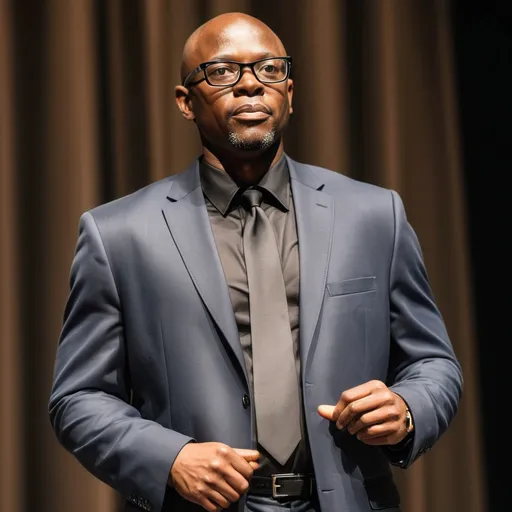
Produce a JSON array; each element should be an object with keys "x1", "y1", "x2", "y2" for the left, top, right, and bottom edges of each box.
[{"x1": 317, "y1": 380, "x2": 410, "y2": 446}]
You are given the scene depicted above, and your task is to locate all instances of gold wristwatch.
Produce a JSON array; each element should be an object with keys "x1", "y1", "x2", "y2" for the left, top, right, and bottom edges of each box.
[{"x1": 405, "y1": 408, "x2": 414, "y2": 433}]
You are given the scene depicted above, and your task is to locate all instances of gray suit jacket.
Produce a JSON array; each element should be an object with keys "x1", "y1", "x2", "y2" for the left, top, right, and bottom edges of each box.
[{"x1": 49, "y1": 156, "x2": 462, "y2": 512}]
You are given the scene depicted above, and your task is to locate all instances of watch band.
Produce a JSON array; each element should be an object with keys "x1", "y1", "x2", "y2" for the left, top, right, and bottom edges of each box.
[{"x1": 405, "y1": 408, "x2": 414, "y2": 433}]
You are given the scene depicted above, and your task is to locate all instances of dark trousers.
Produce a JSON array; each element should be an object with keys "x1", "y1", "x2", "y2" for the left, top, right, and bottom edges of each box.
[{"x1": 245, "y1": 494, "x2": 321, "y2": 512}]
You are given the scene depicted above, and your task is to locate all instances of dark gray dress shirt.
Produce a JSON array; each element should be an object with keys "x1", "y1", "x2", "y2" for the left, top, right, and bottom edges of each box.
[{"x1": 199, "y1": 155, "x2": 314, "y2": 476}]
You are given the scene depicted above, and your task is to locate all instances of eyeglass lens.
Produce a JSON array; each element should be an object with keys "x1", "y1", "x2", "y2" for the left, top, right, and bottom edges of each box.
[{"x1": 205, "y1": 58, "x2": 288, "y2": 85}]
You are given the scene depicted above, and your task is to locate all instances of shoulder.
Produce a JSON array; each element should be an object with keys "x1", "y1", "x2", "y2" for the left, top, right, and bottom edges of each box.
[
  {"x1": 288, "y1": 157, "x2": 399, "y2": 210},
  {"x1": 84, "y1": 171, "x2": 183, "y2": 230},
  {"x1": 74, "y1": 172, "x2": 187, "y2": 257}
]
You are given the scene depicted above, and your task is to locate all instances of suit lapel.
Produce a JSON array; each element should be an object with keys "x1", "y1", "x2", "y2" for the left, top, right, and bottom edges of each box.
[
  {"x1": 161, "y1": 161, "x2": 248, "y2": 385},
  {"x1": 287, "y1": 156, "x2": 334, "y2": 374}
]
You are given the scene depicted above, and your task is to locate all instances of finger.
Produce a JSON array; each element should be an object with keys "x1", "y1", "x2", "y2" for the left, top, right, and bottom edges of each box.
[
  {"x1": 346, "y1": 405, "x2": 399, "y2": 435},
  {"x1": 319, "y1": 381, "x2": 387, "y2": 425},
  {"x1": 223, "y1": 467, "x2": 251, "y2": 495},
  {"x1": 233, "y1": 449, "x2": 260, "y2": 463},
  {"x1": 209, "y1": 479, "x2": 241, "y2": 504},
  {"x1": 329, "y1": 383, "x2": 376, "y2": 428},
  {"x1": 332, "y1": 397, "x2": 347, "y2": 423},
  {"x1": 317, "y1": 404, "x2": 336, "y2": 420},
  {"x1": 336, "y1": 389, "x2": 389, "y2": 429},
  {"x1": 207, "y1": 489, "x2": 232, "y2": 509},
  {"x1": 200, "y1": 497, "x2": 223, "y2": 512},
  {"x1": 318, "y1": 402, "x2": 345, "y2": 424},
  {"x1": 230, "y1": 451, "x2": 258, "y2": 481},
  {"x1": 249, "y1": 461, "x2": 259, "y2": 470},
  {"x1": 357, "y1": 434, "x2": 393, "y2": 446},
  {"x1": 355, "y1": 422, "x2": 397, "y2": 441},
  {"x1": 340, "y1": 381, "x2": 382, "y2": 405}
]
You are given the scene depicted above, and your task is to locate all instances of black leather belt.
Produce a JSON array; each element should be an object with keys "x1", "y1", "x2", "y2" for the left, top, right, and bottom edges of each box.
[{"x1": 249, "y1": 473, "x2": 316, "y2": 499}]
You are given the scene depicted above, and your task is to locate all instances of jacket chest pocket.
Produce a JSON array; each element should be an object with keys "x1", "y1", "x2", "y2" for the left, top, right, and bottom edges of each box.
[{"x1": 327, "y1": 276, "x2": 376, "y2": 297}]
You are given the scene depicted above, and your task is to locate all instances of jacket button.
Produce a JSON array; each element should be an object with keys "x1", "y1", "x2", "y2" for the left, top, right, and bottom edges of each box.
[{"x1": 242, "y1": 394, "x2": 250, "y2": 409}]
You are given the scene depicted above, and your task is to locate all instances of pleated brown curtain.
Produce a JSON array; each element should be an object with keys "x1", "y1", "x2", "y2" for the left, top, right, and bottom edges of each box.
[{"x1": 0, "y1": 1, "x2": 485, "y2": 511}]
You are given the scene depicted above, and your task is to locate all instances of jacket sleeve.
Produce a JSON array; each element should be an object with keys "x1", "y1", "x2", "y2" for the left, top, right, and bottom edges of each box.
[
  {"x1": 382, "y1": 190, "x2": 463, "y2": 468},
  {"x1": 48, "y1": 211, "x2": 194, "y2": 512}
]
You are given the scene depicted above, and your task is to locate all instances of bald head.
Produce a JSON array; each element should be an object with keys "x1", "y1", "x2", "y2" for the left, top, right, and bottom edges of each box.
[{"x1": 180, "y1": 13, "x2": 286, "y2": 83}]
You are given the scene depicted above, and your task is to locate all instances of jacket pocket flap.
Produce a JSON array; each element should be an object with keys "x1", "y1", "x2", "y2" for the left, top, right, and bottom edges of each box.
[{"x1": 327, "y1": 277, "x2": 376, "y2": 297}]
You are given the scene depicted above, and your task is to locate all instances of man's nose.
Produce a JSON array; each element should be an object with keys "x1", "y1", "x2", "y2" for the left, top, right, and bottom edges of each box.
[{"x1": 233, "y1": 68, "x2": 264, "y2": 96}]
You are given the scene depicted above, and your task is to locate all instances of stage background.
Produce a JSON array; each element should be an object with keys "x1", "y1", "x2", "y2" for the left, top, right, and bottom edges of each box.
[{"x1": 1, "y1": 0, "x2": 509, "y2": 510}]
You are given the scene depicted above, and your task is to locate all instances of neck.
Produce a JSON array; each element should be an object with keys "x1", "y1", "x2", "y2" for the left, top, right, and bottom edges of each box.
[{"x1": 201, "y1": 140, "x2": 284, "y2": 186}]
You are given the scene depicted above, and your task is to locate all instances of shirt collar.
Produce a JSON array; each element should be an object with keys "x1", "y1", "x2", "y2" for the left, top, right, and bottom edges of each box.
[{"x1": 199, "y1": 154, "x2": 290, "y2": 216}]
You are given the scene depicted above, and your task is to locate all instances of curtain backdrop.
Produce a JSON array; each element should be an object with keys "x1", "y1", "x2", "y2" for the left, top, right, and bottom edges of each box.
[{"x1": 0, "y1": 1, "x2": 486, "y2": 511}]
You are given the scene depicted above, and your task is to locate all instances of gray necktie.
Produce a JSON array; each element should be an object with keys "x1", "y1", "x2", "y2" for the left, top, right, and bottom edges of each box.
[{"x1": 241, "y1": 187, "x2": 302, "y2": 465}]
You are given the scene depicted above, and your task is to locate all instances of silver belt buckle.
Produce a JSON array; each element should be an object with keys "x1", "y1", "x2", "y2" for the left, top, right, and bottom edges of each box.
[
  {"x1": 271, "y1": 473, "x2": 310, "y2": 498},
  {"x1": 271, "y1": 474, "x2": 285, "y2": 498}
]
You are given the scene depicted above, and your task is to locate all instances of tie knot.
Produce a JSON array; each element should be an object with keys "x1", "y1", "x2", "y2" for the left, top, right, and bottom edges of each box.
[{"x1": 241, "y1": 188, "x2": 263, "y2": 209}]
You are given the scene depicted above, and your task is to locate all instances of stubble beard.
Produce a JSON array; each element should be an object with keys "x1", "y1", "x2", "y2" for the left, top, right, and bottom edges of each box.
[{"x1": 227, "y1": 128, "x2": 276, "y2": 151}]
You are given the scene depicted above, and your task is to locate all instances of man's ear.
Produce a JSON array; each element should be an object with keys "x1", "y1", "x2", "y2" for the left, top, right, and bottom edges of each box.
[
  {"x1": 175, "y1": 85, "x2": 195, "y2": 121},
  {"x1": 287, "y1": 78, "x2": 294, "y2": 115}
]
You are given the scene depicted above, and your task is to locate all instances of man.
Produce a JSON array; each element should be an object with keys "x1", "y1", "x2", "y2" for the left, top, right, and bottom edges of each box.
[{"x1": 49, "y1": 12, "x2": 463, "y2": 512}]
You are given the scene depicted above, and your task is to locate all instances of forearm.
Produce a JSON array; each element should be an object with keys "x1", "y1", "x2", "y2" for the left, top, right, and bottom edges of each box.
[
  {"x1": 385, "y1": 190, "x2": 463, "y2": 467},
  {"x1": 50, "y1": 388, "x2": 194, "y2": 510}
]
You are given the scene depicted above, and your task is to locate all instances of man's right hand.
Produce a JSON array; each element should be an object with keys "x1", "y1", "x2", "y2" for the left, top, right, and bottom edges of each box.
[{"x1": 169, "y1": 442, "x2": 260, "y2": 512}]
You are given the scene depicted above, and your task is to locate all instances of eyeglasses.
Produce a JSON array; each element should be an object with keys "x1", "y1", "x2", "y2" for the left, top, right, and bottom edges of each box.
[{"x1": 182, "y1": 56, "x2": 292, "y2": 88}]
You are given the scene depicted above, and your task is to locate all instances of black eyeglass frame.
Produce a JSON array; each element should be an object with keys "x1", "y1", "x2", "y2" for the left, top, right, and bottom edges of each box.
[{"x1": 182, "y1": 56, "x2": 292, "y2": 88}]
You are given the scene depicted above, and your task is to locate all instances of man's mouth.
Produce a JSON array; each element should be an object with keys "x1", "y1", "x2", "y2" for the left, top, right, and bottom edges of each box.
[{"x1": 231, "y1": 104, "x2": 272, "y2": 122}]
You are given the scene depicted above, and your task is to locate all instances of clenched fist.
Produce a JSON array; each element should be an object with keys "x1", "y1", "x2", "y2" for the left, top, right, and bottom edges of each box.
[
  {"x1": 317, "y1": 380, "x2": 411, "y2": 446},
  {"x1": 169, "y1": 442, "x2": 260, "y2": 512}
]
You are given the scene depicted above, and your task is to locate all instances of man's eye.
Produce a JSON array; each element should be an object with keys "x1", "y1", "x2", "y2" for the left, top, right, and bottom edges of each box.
[
  {"x1": 211, "y1": 66, "x2": 236, "y2": 76},
  {"x1": 263, "y1": 65, "x2": 277, "y2": 73}
]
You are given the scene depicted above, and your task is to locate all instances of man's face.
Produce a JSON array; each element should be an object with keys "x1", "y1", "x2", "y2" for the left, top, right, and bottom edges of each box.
[{"x1": 178, "y1": 21, "x2": 294, "y2": 154}]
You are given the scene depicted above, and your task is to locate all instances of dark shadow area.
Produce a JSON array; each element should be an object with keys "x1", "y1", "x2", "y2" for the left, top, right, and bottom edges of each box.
[{"x1": 451, "y1": 1, "x2": 512, "y2": 508}]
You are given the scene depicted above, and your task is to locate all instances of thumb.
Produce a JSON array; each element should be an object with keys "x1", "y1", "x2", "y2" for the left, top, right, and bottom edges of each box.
[
  {"x1": 233, "y1": 448, "x2": 260, "y2": 462},
  {"x1": 317, "y1": 404, "x2": 335, "y2": 420}
]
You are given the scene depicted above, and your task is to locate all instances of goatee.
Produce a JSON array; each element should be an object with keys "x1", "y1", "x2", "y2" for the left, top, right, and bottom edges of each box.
[{"x1": 228, "y1": 129, "x2": 276, "y2": 151}]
